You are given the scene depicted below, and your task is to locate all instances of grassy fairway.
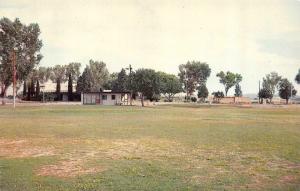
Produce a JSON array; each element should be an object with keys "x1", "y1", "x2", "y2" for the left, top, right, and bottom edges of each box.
[{"x1": 0, "y1": 104, "x2": 299, "y2": 190}]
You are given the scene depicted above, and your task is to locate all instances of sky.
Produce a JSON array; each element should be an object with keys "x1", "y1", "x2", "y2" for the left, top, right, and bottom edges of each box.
[{"x1": 1, "y1": 0, "x2": 300, "y2": 95}]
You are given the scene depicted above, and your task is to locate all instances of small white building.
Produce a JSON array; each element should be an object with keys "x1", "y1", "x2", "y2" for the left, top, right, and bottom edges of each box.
[{"x1": 81, "y1": 91, "x2": 131, "y2": 105}]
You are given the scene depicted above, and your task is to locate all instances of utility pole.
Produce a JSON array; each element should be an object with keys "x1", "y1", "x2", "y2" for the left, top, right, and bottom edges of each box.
[
  {"x1": 126, "y1": 64, "x2": 133, "y2": 105},
  {"x1": 12, "y1": 50, "x2": 16, "y2": 109}
]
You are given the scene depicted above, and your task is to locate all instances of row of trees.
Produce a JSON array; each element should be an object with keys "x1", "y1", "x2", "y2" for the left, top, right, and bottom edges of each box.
[
  {"x1": 1, "y1": 17, "x2": 299, "y2": 105},
  {"x1": 76, "y1": 62, "x2": 183, "y2": 106},
  {"x1": 21, "y1": 63, "x2": 81, "y2": 101},
  {"x1": 258, "y1": 72, "x2": 298, "y2": 104}
]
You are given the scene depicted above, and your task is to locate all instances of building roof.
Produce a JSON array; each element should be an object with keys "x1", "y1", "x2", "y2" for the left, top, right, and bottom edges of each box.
[{"x1": 82, "y1": 91, "x2": 131, "y2": 94}]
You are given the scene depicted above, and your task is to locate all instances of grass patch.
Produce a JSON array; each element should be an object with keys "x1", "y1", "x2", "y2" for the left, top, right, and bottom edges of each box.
[{"x1": 0, "y1": 105, "x2": 299, "y2": 190}]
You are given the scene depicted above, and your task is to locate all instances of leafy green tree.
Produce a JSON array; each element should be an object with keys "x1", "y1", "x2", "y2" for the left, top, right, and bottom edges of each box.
[
  {"x1": 66, "y1": 62, "x2": 81, "y2": 101},
  {"x1": 216, "y1": 71, "x2": 242, "y2": 96},
  {"x1": 157, "y1": 72, "x2": 182, "y2": 102},
  {"x1": 112, "y1": 68, "x2": 128, "y2": 92},
  {"x1": 76, "y1": 60, "x2": 109, "y2": 92},
  {"x1": 50, "y1": 65, "x2": 66, "y2": 99},
  {"x1": 212, "y1": 91, "x2": 224, "y2": 102},
  {"x1": 76, "y1": 67, "x2": 93, "y2": 93},
  {"x1": 89, "y1": 59, "x2": 109, "y2": 91},
  {"x1": 234, "y1": 84, "x2": 242, "y2": 97},
  {"x1": 34, "y1": 67, "x2": 51, "y2": 98},
  {"x1": 278, "y1": 78, "x2": 297, "y2": 104},
  {"x1": 103, "y1": 72, "x2": 118, "y2": 90},
  {"x1": 258, "y1": 87, "x2": 272, "y2": 104},
  {"x1": 133, "y1": 68, "x2": 160, "y2": 106},
  {"x1": 0, "y1": 17, "x2": 42, "y2": 103},
  {"x1": 262, "y1": 72, "x2": 281, "y2": 102},
  {"x1": 197, "y1": 84, "x2": 209, "y2": 102},
  {"x1": 178, "y1": 61, "x2": 211, "y2": 98},
  {"x1": 295, "y1": 69, "x2": 300, "y2": 84}
]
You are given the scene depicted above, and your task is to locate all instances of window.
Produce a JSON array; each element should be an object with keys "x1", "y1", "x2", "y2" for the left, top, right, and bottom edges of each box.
[
  {"x1": 111, "y1": 95, "x2": 116, "y2": 100},
  {"x1": 102, "y1": 95, "x2": 107, "y2": 100}
]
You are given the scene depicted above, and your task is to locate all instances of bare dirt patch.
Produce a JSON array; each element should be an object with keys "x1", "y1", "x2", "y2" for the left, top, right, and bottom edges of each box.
[
  {"x1": 35, "y1": 138, "x2": 182, "y2": 178},
  {"x1": 0, "y1": 139, "x2": 56, "y2": 158},
  {"x1": 36, "y1": 158, "x2": 105, "y2": 178}
]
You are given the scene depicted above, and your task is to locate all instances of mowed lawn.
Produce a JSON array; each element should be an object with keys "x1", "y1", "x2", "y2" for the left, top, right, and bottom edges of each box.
[{"x1": 0, "y1": 104, "x2": 299, "y2": 191}]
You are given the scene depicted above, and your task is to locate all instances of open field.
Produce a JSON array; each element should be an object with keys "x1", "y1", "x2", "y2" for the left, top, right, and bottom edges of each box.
[{"x1": 0, "y1": 104, "x2": 299, "y2": 190}]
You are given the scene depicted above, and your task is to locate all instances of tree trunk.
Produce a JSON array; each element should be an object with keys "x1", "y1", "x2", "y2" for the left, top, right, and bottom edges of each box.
[
  {"x1": 56, "y1": 80, "x2": 61, "y2": 101},
  {"x1": 168, "y1": 94, "x2": 172, "y2": 102},
  {"x1": 27, "y1": 83, "x2": 31, "y2": 101},
  {"x1": 30, "y1": 80, "x2": 35, "y2": 97},
  {"x1": 286, "y1": 98, "x2": 288, "y2": 104},
  {"x1": 36, "y1": 80, "x2": 40, "y2": 98},
  {"x1": 141, "y1": 94, "x2": 144, "y2": 107},
  {"x1": 68, "y1": 74, "x2": 73, "y2": 101},
  {"x1": 1, "y1": 85, "x2": 8, "y2": 105},
  {"x1": 23, "y1": 81, "x2": 27, "y2": 98},
  {"x1": 225, "y1": 88, "x2": 228, "y2": 96}
]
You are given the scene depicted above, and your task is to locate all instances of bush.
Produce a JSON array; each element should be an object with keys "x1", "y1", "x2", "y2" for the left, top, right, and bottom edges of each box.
[{"x1": 191, "y1": 97, "x2": 197, "y2": 102}]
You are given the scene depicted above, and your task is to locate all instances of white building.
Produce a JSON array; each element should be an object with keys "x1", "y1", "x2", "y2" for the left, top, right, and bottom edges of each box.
[{"x1": 81, "y1": 90, "x2": 131, "y2": 105}]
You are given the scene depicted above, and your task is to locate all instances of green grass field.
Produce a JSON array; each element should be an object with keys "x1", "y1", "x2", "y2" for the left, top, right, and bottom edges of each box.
[{"x1": 0, "y1": 104, "x2": 299, "y2": 190}]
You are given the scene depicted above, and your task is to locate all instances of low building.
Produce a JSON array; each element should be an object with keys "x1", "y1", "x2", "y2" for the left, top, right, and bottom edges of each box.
[{"x1": 81, "y1": 91, "x2": 131, "y2": 105}]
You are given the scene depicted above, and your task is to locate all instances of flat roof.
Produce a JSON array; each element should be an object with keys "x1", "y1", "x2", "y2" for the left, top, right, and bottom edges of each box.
[{"x1": 82, "y1": 91, "x2": 131, "y2": 94}]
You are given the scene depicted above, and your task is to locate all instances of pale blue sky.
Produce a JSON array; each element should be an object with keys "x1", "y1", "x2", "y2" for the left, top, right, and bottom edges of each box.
[{"x1": 1, "y1": 0, "x2": 300, "y2": 95}]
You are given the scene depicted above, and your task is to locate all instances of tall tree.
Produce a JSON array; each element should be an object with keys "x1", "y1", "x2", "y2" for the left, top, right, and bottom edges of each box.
[
  {"x1": 50, "y1": 65, "x2": 66, "y2": 100},
  {"x1": 133, "y1": 68, "x2": 160, "y2": 106},
  {"x1": 178, "y1": 61, "x2": 211, "y2": 99},
  {"x1": 66, "y1": 62, "x2": 81, "y2": 101},
  {"x1": 197, "y1": 84, "x2": 209, "y2": 102},
  {"x1": 295, "y1": 69, "x2": 300, "y2": 84},
  {"x1": 278, "y1": 78, "x2": 297, "y2": 104},
  {"x1": 77, "y1": 67, "x2": 93, "y2": 93},
  {"x1": 258, "y1": 87, "x2": 272, "y2": 104},
  {"x1": 158, "y1": 72, "x2": 182, "y2": 102},
  {"x1": 234, "y1": 84, "x2": 242, "y2": 97},
  {"x1": 89, "y1": 59, "x2": 109, "y2": 91},
  {"x1": 76, "y1": 60, "x2": 109, "y2": 92},
  {"x1": 0, "y1": 17, "x2": 43, "y2": 104},
  {"x1": 262, "y1": 72, "x2": 281, "y2": 102},
  {"x1": 112, "y1": 68, "x2": 128, "y2": 92},
  {"x1": 103, "y1": 72, "x2": 118, "y2": 90},
  {"x1": 33, "y1": 67, "x2": 51, "y2": 98},
  {"x1": 216, "y1": 71, "x2": 242, "y2": 96}
]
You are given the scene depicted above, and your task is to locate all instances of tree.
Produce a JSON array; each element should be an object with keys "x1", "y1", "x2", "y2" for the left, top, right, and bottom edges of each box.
[
  {"x1": 278, "y1": 78, "x2": 297, "y2": 104},
  {"x1": 34, "y1": 67, "x2": 51, "y2": 98},
  {"x1": 112, "y1": 68, "x2": 128, "y2": 92},
  {"x1": 178, "y1": 61, "x2": 211, "y2": 99},
  {"x1": 76, "y1": 67, "x2": 93, "y2": 93},
  {"x1": 133, "y1": 68, "x2": 160, "y2": 106},
  {"x1": 212, "y1": 91, "x2": 224, "y2": 103},
  {"x1": 50, "y1": 65, "x2": 66, "y2": 100},
  {"x1": 295, "y1": 69, "x2": 300, "y2": 84},
  {"x1": 0, "y1": 17, "x2": 43, "y2": 104},
  {"x1": 158, "y1": 72, "x2": 182, "y2": 102},
  {"x1": 234, "y1": 84, "x2": 242, "y2": 97},
  {"x1": 258, "y1": 87, "x2": 272, "y2": 104},
  {"x1": 216, "y1": 71, "x2": 242, "y2": 96},
  {"x1": 103, "y1": 72, "x2": 118, "y2": 90},
  {"x1": 76, "y1": 60, "x2": 109, "y2": 92},
  {"x1": 66, "y1": 62, "x2": 81, "y2": 101},
  {"x1": 197, "y1": 84, "x2": 208, "y2": 102},
  {"x1": 262, "y1": 72, "x2": 281, "y2": 102}
]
